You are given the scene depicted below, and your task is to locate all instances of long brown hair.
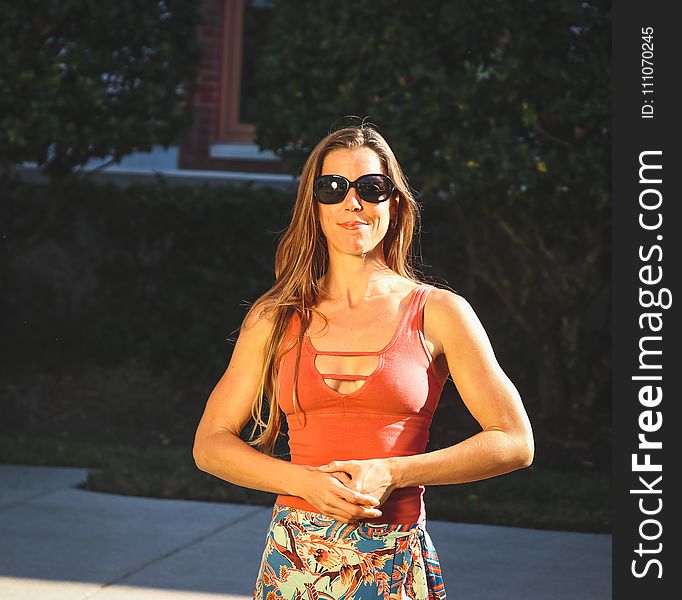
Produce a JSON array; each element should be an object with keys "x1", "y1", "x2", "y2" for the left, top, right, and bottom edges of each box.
[{"x1": 244, "y1": 124, "x2": 423, "y2": 455}]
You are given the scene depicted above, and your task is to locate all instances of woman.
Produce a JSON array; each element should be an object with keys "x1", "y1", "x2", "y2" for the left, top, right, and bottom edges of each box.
[{"x1": 193, "y1": 124, "x2": 534, "y2": 599}]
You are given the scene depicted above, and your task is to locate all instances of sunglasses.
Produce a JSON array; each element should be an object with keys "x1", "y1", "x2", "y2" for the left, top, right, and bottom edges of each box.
[{"x1": 314, "y1": 174, "x2": 395, "y2": 204}]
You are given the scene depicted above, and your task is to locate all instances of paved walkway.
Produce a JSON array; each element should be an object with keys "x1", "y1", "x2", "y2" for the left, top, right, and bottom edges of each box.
[{"x1": 0, "y1": 464, "x2": 611, "y2": 599}]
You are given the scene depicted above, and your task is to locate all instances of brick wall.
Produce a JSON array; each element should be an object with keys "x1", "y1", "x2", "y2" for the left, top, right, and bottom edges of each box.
[{"x1": 178, "y1": 0, "x2": 224, "y2": 170}]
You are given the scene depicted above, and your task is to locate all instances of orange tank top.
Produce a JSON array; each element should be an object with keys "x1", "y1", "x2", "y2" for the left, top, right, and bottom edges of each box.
[{"x1": 274, "y1": 283, "x2": 450, "y2": 526}]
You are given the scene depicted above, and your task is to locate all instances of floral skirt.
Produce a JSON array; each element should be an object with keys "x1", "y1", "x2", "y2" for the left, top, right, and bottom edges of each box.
[{"x1": 253, "y1": 503, "x2": 447, "y2": 599}]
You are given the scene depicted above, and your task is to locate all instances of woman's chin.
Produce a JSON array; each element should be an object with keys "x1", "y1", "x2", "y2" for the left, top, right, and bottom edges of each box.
[{"x1": 336, "y1": 243, "x2": 383, "y2": 259}]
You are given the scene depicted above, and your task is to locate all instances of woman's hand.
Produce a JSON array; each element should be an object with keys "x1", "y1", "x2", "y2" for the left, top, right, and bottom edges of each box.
[
  {"x1": 297, "y1": 466, "x2": 383, "y2": 523},
  {"x1": 315, "y1": 458, "x2": 397, "y2": 507}
]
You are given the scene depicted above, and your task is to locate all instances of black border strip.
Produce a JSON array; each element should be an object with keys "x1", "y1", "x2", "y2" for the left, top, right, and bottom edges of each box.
[{"x1": 613, "y1": 2, "x2": 681, "y2": 597}]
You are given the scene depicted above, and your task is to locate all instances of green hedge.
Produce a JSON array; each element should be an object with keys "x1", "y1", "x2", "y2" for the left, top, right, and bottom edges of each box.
[
  {"x1": 2, "y1": 178, "x2": 610, "y2": 472},
  {"x1": 4, "y1": 179, "x2": 290, "y2": 372}
]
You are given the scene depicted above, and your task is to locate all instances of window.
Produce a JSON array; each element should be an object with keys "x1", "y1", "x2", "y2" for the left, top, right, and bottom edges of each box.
[{"x1": 219, "y1": 0, "x2": 274, "y2": 142}]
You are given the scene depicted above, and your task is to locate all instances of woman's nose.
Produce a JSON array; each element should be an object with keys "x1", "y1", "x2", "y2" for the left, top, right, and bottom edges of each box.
[{"x1": 341, "y1": 187, "x2": 363, "y2": 210}]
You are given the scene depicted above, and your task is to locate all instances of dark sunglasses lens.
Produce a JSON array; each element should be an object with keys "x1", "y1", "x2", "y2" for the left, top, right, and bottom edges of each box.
[
  {"x1": 315, "y1": 176, "x2": 347, "y2": 204},
  {"x1": 357, "y1": 175, "x2": 392, "y2": 202}
]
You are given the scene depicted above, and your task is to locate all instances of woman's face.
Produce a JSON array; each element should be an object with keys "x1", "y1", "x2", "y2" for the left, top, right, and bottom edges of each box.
[{"x1": 316, "y1": 147, "x2": 397, "y2": 260}]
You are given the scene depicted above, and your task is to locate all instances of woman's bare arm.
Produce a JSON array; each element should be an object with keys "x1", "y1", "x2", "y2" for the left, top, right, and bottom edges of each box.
[
  {"x1": 387, "y1": 289, "x2": 534, "y2": 487},
  {"x1": 192, "y1": 304, "x2": 305, "y2": 495}
]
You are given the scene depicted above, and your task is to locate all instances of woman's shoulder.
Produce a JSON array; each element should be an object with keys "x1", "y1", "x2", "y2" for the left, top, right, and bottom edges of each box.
[
  {"x1": 240, "y1": 297, "x2": 281, "y2": 337},
  {"x1": 423, "y1": 285, "x2": 495, "y2": 360},
  {"x1": 242, "y1": 296, "x2": 300, "y2": 335},
  {"x1": 423, "y1": 284, "x2": 473, "y2": 324},
  {"x1": 423, "y1": 282, "x2": 465, "y2": 300},
  {"x1": 378, "y1": 278, "x2": 467, "y2": 312}
]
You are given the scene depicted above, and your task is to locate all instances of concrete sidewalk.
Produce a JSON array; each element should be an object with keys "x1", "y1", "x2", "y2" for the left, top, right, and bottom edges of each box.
[{"x1": 0, "y1": 464, "x2": 611, "y2": 599}]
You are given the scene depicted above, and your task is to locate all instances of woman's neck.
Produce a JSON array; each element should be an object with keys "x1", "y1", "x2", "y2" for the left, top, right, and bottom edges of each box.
[{"x1": 318, "y1": 257, "x2": 403, "y2": 306}]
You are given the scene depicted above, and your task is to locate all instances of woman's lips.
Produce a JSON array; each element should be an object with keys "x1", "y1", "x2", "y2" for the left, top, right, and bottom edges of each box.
[{"x1": 339, "y1": 221, "x2": 369, "y2": 229}]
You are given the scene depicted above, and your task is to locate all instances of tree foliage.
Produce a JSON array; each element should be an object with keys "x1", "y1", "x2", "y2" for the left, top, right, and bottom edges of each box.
[
  {"x1": 0, "y1": 0, "x2": 203, "y2": 179},
  {"x1": 254, "y1": 0, "x2": 611, "y2": 448}
]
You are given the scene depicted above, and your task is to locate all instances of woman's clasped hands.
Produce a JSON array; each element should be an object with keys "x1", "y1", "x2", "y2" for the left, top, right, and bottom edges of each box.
[{"x1": 300, "y1": 458, "x2": 398, "y2": 523}]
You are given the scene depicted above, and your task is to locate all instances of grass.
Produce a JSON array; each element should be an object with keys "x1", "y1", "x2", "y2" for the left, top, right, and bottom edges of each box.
[{"x1": 0, "y1": 434, "x2": 610, "y2": 533}]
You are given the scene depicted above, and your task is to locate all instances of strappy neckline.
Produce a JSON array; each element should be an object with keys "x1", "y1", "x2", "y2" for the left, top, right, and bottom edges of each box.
[
  {"x1": 304, "y1": 284, "x2": 428, "y2": 399},
  {"x1": 304, "y1": 284, "x2": 426, "y2": 357}
]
